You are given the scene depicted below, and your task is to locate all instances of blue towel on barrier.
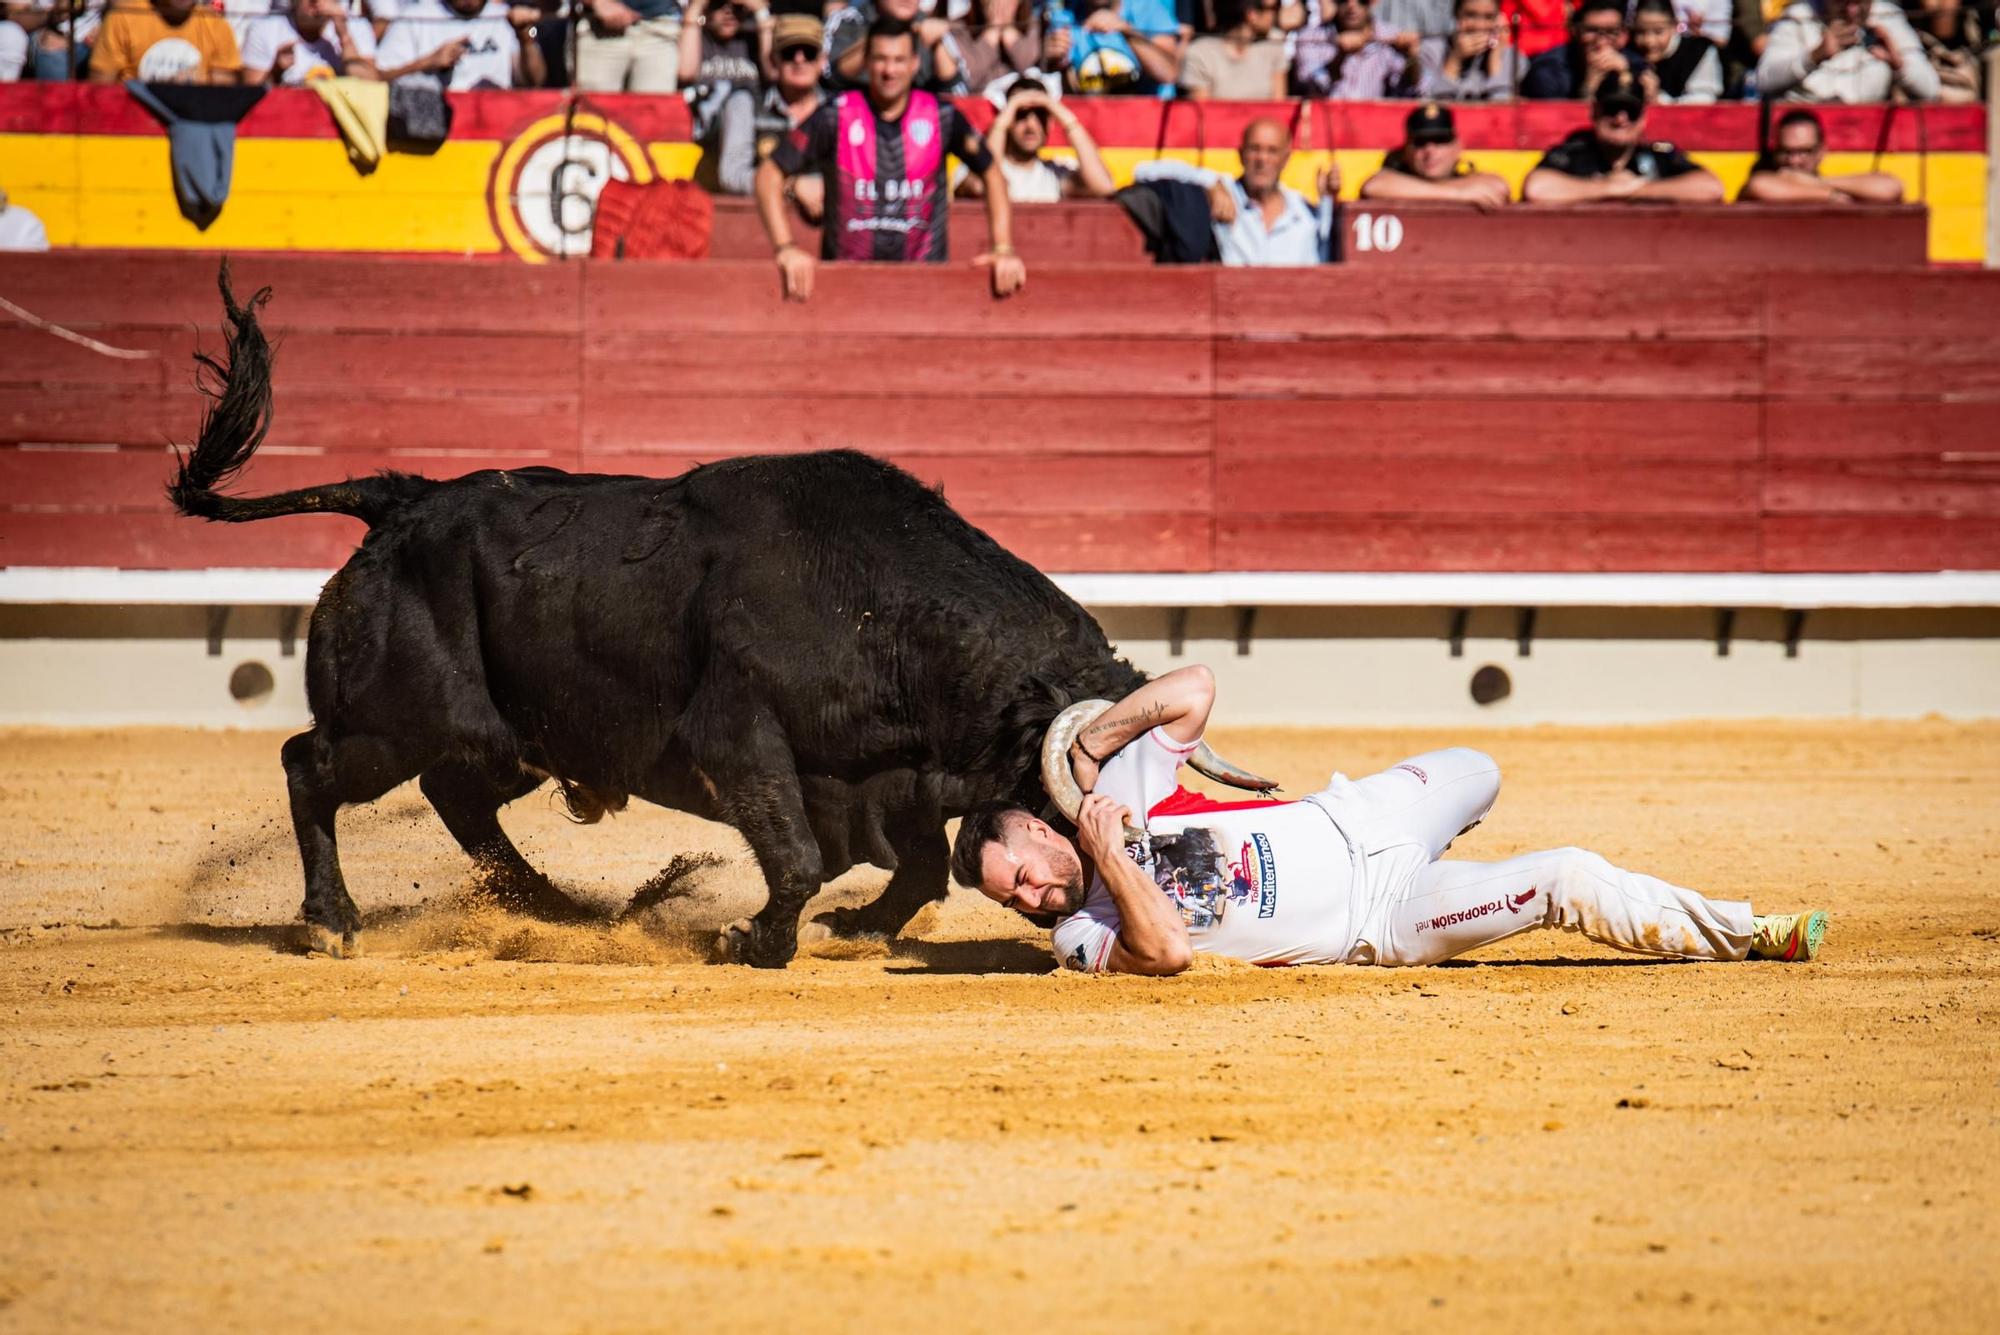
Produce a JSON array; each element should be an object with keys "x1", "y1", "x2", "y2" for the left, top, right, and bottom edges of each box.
[{"x1": 124, "y1": 81, "x2": 266, "y2": 230}]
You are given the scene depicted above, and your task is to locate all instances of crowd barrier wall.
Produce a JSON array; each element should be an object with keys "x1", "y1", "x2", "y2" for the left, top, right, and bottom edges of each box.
[
  {"x1": 4, "y1": 252, "x2": 1996, "y2": 579},
  {"x1": 1, "y1": 84, "x2": 1988, "y2": 263}
]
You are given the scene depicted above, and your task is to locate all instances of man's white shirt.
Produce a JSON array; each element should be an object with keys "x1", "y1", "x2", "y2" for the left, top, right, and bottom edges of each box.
[
  {"x1": 1050, "y1": 727, "x2": 1361, "y2": 972},
  {"x1": 241, "y1": 14, "x2": 377, "y2": 82},
  {"x1": 377, "y1": 1, "x2": 520, "y2": 90}
]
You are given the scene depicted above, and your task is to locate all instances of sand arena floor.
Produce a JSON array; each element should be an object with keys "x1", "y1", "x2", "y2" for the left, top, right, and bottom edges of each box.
[{"x1": 1, "y1": 721, "x2": 1996, "y2": 1333}]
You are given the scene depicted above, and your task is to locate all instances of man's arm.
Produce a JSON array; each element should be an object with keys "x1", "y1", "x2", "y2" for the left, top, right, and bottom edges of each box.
[
  {"x1": 754, "y1": 155, "x2": 816, "y2": 301},
  {"x1": 1522, "y1": 167, "x2": 1632, "y2": 203},
  {"x1": 1360, "y1": 168, "x2": 1509, "y2": 206},
  {"x1": 1823, "y1": 170, "x2": 1904, "y2": 202},
  {"x1": 1739, "y1": 168, "x2": 1843, "y2": 203},
  {"x1": 1075, "y1": 793, "x2": 1192, "y2": 976},
  {"x1": 974, "y1": 158, "x2": 1026, "y2": 297},
  {"x1": 1634, "y1": 165, "x2": 1725, "y2": 202},
  {"x1": 1053, "y1": 101, "x2": 1116, "y2": 199},
  {"x1": 509, "y1": 8, "x2": 545, "y2": 87},
  {"x1": 1066, "y1": 663, "x2": 1215, "y2": 793}
]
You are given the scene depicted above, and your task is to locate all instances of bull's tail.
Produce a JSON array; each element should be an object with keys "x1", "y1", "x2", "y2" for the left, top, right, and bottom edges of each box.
[{"x1": 167, "y1": 260, "x2": 433, "y2": 527}]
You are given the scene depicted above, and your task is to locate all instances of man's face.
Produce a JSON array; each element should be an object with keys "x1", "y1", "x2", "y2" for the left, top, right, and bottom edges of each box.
[
  {"x1": 445, "y1": 0, "x2": 485, "y2": 17},
  {"x1": 776, "y1": 40, "x2": 821, "y2": 94},
  {"x1": 1407, "y1": 136, "x2": 1461, "y2": 181},
  {"x1": 1333, "y1": 0, "x2": 1372, "y2": 33},
  {"x1": 1007, "y1": 103, "x2": 1048, "y2": 157},
  {"x1": 867, "y1": 33, "x2": 918, "y2": 104},
  {"x1": 1774, "y1": 121, "x2": 1825, "y2": 173},
  {"x1": 293, "y1": 0, "x2": 336, "y2": 33},
  {"x1": 1454, "y1": 0, "x2": 1499, "y2": 43},
  {"x1": 1593, "y1": 98, "x2": 1645, "y2": 150},
  {"x1": 1245, "y1": 0, "x2": 1279, "y2": 37},
  {"x1": 709, "y1": 2, "x2": 747, "y2": 39},
  {"x1": 977, "y1": 818, "x2": 1089, "y2": 919},
  {"x1": 881, "y1": 0, "x2": 923, "y2": 20},
  {"x1": 1239, "y1": 124, "x2": 1290, "y2": 193},
  {"x1": 1822, "y1": 0, "x2": 1866, "y2": 24},
  {"x1": 1576, "y1": 7, "x2": 1626, "y2": 49},
  {"x1": 153, "y1": 0, "x2": 197, "y2": 20}
]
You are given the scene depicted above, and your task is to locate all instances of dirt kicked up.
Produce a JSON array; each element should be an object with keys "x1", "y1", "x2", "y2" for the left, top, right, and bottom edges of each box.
[{"x1": 2, "y1": 721, "x2": 1996, "y2": 1333}]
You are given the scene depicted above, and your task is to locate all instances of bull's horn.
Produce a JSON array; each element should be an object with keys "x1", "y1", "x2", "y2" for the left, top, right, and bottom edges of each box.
[
  {"x1": 1039, "y1": 699, "x2": 1146, "y2": 845},
  {"x1": 1189, "y1": 744, "x2": 1280, "y2": 795}
]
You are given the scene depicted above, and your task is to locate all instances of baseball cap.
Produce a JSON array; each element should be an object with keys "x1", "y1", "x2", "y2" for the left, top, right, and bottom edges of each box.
[
  {"x1": 1405, "y1": 102, "x2": 1455, "y2": 145},
  {"x1": 772, "y1": 13, "x2": 823, "y2": 53},
  {"x1": 1593, "y1": 72, "x2": 1646, "y2": 119}
]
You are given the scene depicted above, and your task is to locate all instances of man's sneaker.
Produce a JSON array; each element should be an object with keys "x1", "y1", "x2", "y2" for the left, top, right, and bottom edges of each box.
[{"x1": 1750, "y1": 910, "x2": 1828, "y2": 962}]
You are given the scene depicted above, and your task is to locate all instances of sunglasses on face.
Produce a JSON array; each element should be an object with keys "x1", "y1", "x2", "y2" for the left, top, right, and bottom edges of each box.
[
  {"x1": 1595, "y1": 103, "x2": 1641, "y2": 122},
  {"x1": 1580, "y1": 22, "x2": 1623, "y2": 37},
  {"x1": 779, "y1": 44, "x2": 818, "y2": 62}
]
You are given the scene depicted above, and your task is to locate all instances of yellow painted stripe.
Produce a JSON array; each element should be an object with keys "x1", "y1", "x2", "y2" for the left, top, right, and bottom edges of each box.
[{"x1": 1, "y1": 133, "x2": 1985, "y2": 262}]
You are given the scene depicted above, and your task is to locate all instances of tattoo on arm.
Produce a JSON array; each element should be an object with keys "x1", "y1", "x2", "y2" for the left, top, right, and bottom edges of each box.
[{"x1": 1081, "y1": 701, "x2": 1167, "y2": 743}]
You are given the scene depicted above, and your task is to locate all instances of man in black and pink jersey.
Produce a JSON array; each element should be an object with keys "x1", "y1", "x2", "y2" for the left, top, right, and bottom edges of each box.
[
  {"x1": 754, "y1": 16, "x2": 1026, "y2": 302},
  {"x1": 949, "y1": 665, "x2": 1830, "y2": 974}
]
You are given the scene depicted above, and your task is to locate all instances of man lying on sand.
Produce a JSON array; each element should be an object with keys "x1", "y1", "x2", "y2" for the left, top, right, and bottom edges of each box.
[{"x1": 950, "y1": 665, "x2": 1828, "y2": 975}]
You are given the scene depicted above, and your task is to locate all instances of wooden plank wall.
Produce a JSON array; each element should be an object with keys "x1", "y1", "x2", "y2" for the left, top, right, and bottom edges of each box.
[{"x1": 3, "y1": 253, "x2": 1995, "y2": 575}]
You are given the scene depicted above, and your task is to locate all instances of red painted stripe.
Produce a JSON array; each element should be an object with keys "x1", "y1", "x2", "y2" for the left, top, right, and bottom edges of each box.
[{"x1": 1, "y1": 83, "x2": 1978, "y2": 152}]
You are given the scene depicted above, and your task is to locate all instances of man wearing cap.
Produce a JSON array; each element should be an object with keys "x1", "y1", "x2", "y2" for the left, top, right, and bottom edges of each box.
[
  {"x1": 1359, "y1": 103, "x2": 1512, "y2": 207},
  {"x1": 1522, "y1": 72, "x2": 1724, "y2": 204}
]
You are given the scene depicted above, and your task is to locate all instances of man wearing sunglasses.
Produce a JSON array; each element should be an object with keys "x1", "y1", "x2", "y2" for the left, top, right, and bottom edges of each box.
[
  {"x1": 1522, "y1": 71, "x2": 1723, "y2": 203},
  {"x1": 1740, "y1": 108, "x2": 1905, "y2": 203},
  {"x1": 1520, "y1": 0, "x2": 1643, "y2": 100}
]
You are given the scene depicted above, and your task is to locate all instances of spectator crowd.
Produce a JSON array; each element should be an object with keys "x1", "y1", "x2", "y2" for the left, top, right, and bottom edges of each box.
[{"x1": 4, "y1": 0, "x2": 1988, "y2": 100}]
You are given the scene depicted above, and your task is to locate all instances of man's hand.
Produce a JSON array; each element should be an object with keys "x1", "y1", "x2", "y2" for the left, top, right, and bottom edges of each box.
[
  {"x1": 1334, "y1": 26, "x2": 1371, "y2": 54},
  {"x1": 916, "y1": 16, "x2": 951, "y2": 45},
  {"x1": 1315, "y1": 160, "x2": 1340, "y2": 200},
  {"x1": 428, "y1": 36, "x2": 471, "y2": 72},
  {"x1": 1042, "y1": 24, "x2": 1072, "y2": 66},
  {"x1": 1389, "y1": 29, "x2": 1420, "y2": 56},
  {"x1": 507, "y1": 4, "x2": 540, "y2": 30},
  {"x1": 1067, "y1": 738, "x2": 1102, "y2": 796},
  {"x1": 1206, "y1": 177, "x2": 1238, "y2": 223},
  {"x1": 1462, "y1": 173, "x2": 1511, "y2": 210},
  {"x1": 975, "y1": 249, "x2": 1027, "y2": 298},
  {"x1": 1816, "y1": 16, "x2": 1859, "y2": 63},
  {"x1": 271, "y1": 41, "x2": 297, "y2": 80},
  {"x1": 1081, "y1": 8, "x2": 1126, "y2": 35},
  {"x1": 594, "y1": 0, "x2": 639, "y2": 32},
  {"x1": 1601, "y1": 168, "x2": 1647, "y2": 198},
  {"x1": 775, "y1": 243, "x2": 815, "y2": 301},
  {"x1": 1637, "y1": 67, "x2": 1660, "y2": 101},
  {"x1": 1865, "y1": 23, "x2": 1903, "y2": 69},
  {"x1": 1073, "y1": 793, "x2": 1135, "y2": 868}
]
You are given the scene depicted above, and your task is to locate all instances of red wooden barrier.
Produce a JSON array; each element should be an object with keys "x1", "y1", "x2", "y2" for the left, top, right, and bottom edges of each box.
[{"x1": 3, "y1": 253, "x2": 1996, "y2": 576}]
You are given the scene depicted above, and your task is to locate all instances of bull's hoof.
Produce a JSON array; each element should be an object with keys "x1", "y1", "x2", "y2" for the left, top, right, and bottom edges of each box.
[
  {"x1": 305, "y1": 923, "x2": 362, "y2": 959},
  {"x1": 813, "y1": 905, "x2": 892, "y2": 941},
  {"x1": 710, "y1": 917, "x2": 796, "y2": 969}
]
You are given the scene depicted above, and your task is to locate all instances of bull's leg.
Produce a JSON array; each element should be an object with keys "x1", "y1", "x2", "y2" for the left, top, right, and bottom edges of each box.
[
  {"x1": 282, "y1": 728, "x2": 435, "y2": 958},
  {"x1": 820, "y1": 817, "x2": 948, "y2": 941},
  {"x1": 712, "y1": 782, "x2": 826, "y2": 968},
  {"x1": 418, "y1": 759, "x2": 587, "y2": 921}
]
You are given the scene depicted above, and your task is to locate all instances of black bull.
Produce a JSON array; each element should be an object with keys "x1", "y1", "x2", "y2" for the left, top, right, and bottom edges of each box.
[{"x1": 168, "y1": 268, "x2": 1149, "y2": 967}]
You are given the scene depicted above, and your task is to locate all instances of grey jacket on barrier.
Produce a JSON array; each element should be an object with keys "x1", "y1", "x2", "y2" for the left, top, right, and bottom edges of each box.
[{"x1": 1756, "y1": 1, "x2": 1939, "y2": 103}]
